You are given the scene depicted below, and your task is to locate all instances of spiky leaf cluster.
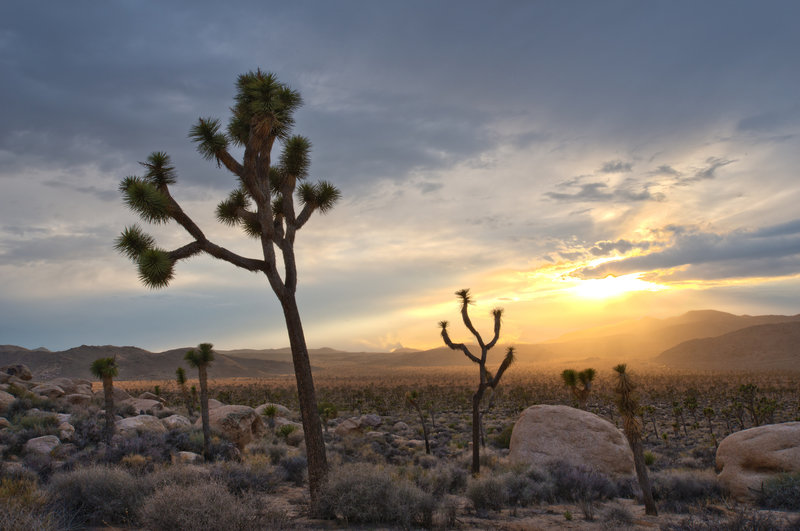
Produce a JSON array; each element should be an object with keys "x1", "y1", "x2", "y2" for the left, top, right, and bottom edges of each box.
[
  {"x1": 90, "y1": 357, "x2": 119, "y2": 379},
  {"x1": 120, "y1": 176, "x2": 170, "y2": 223},
  {"x1": 298, "y1": 181, "x2": 341, "y2": 213},
  {"x1": 228, "y1": 70, "x2": 302, "y2": 144},
  {"x1": 189, "y1": 118, "x2": 230, "y2": 162},
  {"x1": 280, "y1": 135, "x2": 312, "y2": 179},
  {"x1": 216, "y1": 189, "x2": 251, "y2": 226},
  {"x1": 185, "y1": 343, "x2": 215, "y2": 368},
  {"x1": 115, "y1": 224, "x2": 155, "y2": 261},
  {"x1": 137, "y1": 248, "x2": 175, "y2": 289}
]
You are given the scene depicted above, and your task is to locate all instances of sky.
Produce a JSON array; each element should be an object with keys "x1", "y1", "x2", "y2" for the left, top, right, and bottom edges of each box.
[{"x1": 2, "y1": 1, "x2": 800, "y2": 352}]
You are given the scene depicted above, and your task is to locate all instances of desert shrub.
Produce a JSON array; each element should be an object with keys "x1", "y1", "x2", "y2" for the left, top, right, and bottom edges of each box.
[
  {"x1": 466, "y1": 475, "x2": 507, "y2": 515},
  {"x1": 139, "y1": 481, "x2": 289, "y2": 530},
  {"x1": 22, "y1": 452, "x2": 56, "y2": 481},
  {"x1": 644, "y1": 450, "x2": 656, "y2": 466},
  {"x1": 547, "y1": 461, "x2": 616, "y2": 503},
  {"x1": 0, "y1": 500, "x2": 61, "y2": 531},
  {"x1": 412, "y1": 461, "x2": 468, "y2": 497},
  {"x1": 315, "y1": 462, "x2": 436, "y2": 527},
  {"x1": 652, "y1": 470, "x2": 721, "y2": 512},
  {"x1": 603, "y1": 502, "x2": 634, "y2": 526},
  {"x1": 492, "y1": 424, "x2": 514, "y2": 449},
  {"x1": 47, "y1": 465, "x2": 145, "y2": 526},
  {"x1": 69, "y1": 414, "x2": 104, "y2": 448},
  {"x1": 278, "y1": 455, "x2": 307, "y2": 486},
  {"x1": 211, "y1": 460, "x2": 282, "y2": 493},
  {"x1": 148, "y1": 463, "x2": 212, "y2": 487},
  {"x1": 758, "y1": 472, "x2": 800, "y2": 510},
  {"x1": 499, "y1": 469, "x2": 553, "y2": 507},
  {"x1": 102, "y1": 431, "x2": 173, "y2": 466}
]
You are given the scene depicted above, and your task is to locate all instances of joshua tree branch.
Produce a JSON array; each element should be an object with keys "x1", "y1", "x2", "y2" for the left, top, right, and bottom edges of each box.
[
  {"x1": 460, "y1": 302, "x2": 486, "y2": 350},
  {"x1": 441, "y1": 327, "x2": 480, "y2": 364}
]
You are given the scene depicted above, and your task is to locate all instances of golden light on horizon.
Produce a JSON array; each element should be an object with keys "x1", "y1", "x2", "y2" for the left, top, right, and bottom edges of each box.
[{"x1": 570, "y1": 273, "x2": 667, "y2": 299}]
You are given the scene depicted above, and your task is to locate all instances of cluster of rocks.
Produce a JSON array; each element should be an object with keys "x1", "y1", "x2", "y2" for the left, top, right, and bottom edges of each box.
[{"x1": 507, "y1": 404, "x2": 800, "y2": 502}]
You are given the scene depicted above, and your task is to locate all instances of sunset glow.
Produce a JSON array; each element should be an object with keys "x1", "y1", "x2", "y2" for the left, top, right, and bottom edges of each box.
[{"x1": 570, "y1": 273, "x2": 667, "y2": 300}]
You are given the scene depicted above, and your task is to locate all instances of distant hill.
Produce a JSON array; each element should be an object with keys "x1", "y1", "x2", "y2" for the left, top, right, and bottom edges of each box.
[
  {"x1": 0, "y1": 345, "x2": 297, "y2": 381},
  {"x1": 654, "y1": 321, "x2": 800, "y2": 371},
  {"x1": 4, "y1": 309, "x2": 799, "y2": 379},
  {"x1": 542, "y1": 310, "x2": 800, "y2": 364}
]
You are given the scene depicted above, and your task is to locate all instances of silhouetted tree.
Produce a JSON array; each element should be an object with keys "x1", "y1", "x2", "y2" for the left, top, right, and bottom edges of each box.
[
  {"x1": 90, "y1": 357, "x2": 119, "y2": 444},
  {"x1": 115, "y1": 71, "x2": 339, "y2": 499},
  {"x1": 175, "y1": 366, "x2": 193, "y2": 416},
  {"x1": 613, "y1": 364, "x2": 657, "y2": 516},
  {"x1": 439, "y1": 288, "x2": 514, "y2": 474},
  {"x1": 561, "y1": 368, "x2": 596, "y2": 409},
  {"x1": 185, "y1": 343, "x2": 215, "y2": 460},
  {"x1": 406, "y1": 390, "x2": 431, "y2": 454}
]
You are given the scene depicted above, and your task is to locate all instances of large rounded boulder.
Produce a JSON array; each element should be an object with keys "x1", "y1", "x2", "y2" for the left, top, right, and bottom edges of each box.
[
  {"x1": 509, "y1": 404, "x2": 635, "y2": 477},
  {"x1": 198, "y1": 405, "x2": 266, "y2": 450},
  {"x1": 716, "y1": 421, "x2": 800, "y2": 501}
]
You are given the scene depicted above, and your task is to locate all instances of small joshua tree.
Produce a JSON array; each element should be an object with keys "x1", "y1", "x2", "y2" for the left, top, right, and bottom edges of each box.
[
  {"x1": 175, "y1": 366, "x2": 193, "y2": 416},
  {"x1": 613, "y1": 364, "x2": 657, "y2": 516},
  {"x1": 439, "y1": 288, "x2": 514, "y2": 474},
  {"x1": 406, "y1": 390, "x2": 431, "y2": 454},
  {"x1": 185, "y1": 343, "x2": 215, "y2": 460},
  {"x1": 90, "y1": 356, "x2": 119, "y2": 444},
  {"x1": 561, "y1": 368, "x2": 596, "y2": 409}
]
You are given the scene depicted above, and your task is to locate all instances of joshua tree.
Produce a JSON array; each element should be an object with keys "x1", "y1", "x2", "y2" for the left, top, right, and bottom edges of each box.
[
  {"x1": 439, "y1": 288, "x2": 515, "y2": 474},
  {"x1": 175, "y1": 366, "x2": 193, "y2": 416},
  {"x1": 406, "y1": 390, "x2": 431, "y2": 454},
  {"x1": 561, "y1": 368, "x2": 596, "y2": 409},
  {"x1": 703, "y1": 406, "x2": 716, "y2": 445},
  {"x1": 115, "y1": 71, "x2": 339, "y2": 499},
  {"x1": 90, "y1": 356, "x2": 119, "y2": 444},
  {"x1": 613, "y1": 364, "x2": 657, "y2": 516},
  {"x1": 185, "y1": 343, "x2": 215, "y2": 460}
]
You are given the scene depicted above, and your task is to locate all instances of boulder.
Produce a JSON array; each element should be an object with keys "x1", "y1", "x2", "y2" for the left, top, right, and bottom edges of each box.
[
  {"x1": 393, "y1": 421, "x2": 410, "y2": 432},
  {"x1": 207, "y1": 398, "x2": 225, "y2": 409},
  {"x1": 161, "y1": 414, "x2": 192, "y2": 431},
  {"x1": 509, "y1": 404, "x2": 635, "y2": 477},
  {"x1": 173, "y1": 451, "x2": 203, "y2": 464},
  {"x1": 138, "y1": 391, "x2": 166, "y2": 403},
  {"x1": 64, "y1": 393, "x2": 93, "y2": 406},
  {"x1": 716, "y1": 422, "x2": 800, "y2": 501},
  {"x1": 360, "y1": 414, "x2": 382, "y2": 428},
  {"x1": 274, "y1": 416, "x2": 302, "y2": 430},
  {"x1": 0, "y1": 390, "x2": 15, "y2": 414},
  {"x1": 31, "y1": 383, "x2": 65, "y2": 400},
  {"x1": 254, "y1": 402, "x2": 292, "y2": 417},
  {"x1": 0, "y1": 417, "x2": 9, "y2": 428},
  {"x1": 1, "y1": 364, "x2": 32, "y2": 381},
  {"x1": 120, "y1": 398, "x2": 164, "y2": 415},
  {"x1": 24, "y1": 435, "x2": 60, "y2": 456},
  {"x1": 93, "y1": 386, "x2": 132, "y2": 402},
  {"x1": 58, "y1": 422, "x2": 75, "y2": 441},
  {"x1": 45, "y1": 378, "x2": 80, "y2": 394},
  {"x1": 116, "y1": 415, "x2": 168, "y2": 438},
  {"x1": 197, "y1": 405, "x2": 266, "y2": 450},
  {"x1": 334, "y1": 417, "x2": 362, "y2": 437}
]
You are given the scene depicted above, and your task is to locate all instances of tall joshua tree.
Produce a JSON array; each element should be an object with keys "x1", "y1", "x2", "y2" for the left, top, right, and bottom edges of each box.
[
  {"x1": 561, "y1": 368, "x2": 596, "y2": 409},
  {"x1": 439, "y1": 289, "x2": 514, "y2": 475},
  {"x1": 613, "y1": 364, "x2": 657, "y2": 516},
  {"x1": 115, "y1": 71, "x2": 339, "y2": 499},
  {"x1": 185, "y1": 343, "x2": 215, "y2": 461},
  {"x1": 175, "y1": 366, "x2": 193, "y2": 416},
  {"x1": 90, "y1": 357, "x2": 119, "y2": 444}
]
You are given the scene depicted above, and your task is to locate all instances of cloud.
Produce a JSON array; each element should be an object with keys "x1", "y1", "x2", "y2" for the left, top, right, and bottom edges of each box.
[
  {"x1": 545, "y1": 177, "x2": 664, "y2": 203},
  {"x1": 676, "y1": 157, "x2": 735, "y2": 185},
  {"x1": 649, "y1": 164, "x2": 682, "y2": 177},
  {"x1": 575, "y1": 219, "x2": 800, "y2": 281},
  {"x1": 589, "y1": 239, "x2": 651, "y2": 256},
  {"x1": 599, "y1": 160, "x2": 633, "y2": 173}
]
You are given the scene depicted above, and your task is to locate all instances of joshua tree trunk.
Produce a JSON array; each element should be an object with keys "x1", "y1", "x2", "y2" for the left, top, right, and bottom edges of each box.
[
  {"x1": 281, "y1": 295, "x2": 327, "y2": 499},
  {"x1": 102, "y1": 376, "x2": 114, "y2": 444},
  {"x1": 472, "y1": 384, "x2": 488, "y2": 473},
  {"x1": 198, "y1": 364, "x2": 211, "y2": 460},
  {"x1": 629, "y1": 438, "x2": 657, "y2": 515}
]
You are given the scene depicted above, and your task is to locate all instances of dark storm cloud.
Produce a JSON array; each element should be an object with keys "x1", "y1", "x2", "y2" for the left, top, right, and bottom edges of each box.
[
  {"x1": 589, "y1": 239, "x2": 651, "y2": 257},
  {"x1": 575, "y1": 219, "x2": 800, "y2": 281}
]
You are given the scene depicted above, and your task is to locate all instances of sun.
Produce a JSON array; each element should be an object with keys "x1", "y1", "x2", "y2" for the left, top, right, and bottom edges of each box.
[{"x1": 571, "y1": 273, "x2": 666, "y2": 299}]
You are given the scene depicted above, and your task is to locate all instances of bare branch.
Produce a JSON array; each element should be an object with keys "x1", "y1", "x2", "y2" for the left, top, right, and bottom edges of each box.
[{"x1": 441, "y1": 327, "x2": 480, "y2": 364}]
